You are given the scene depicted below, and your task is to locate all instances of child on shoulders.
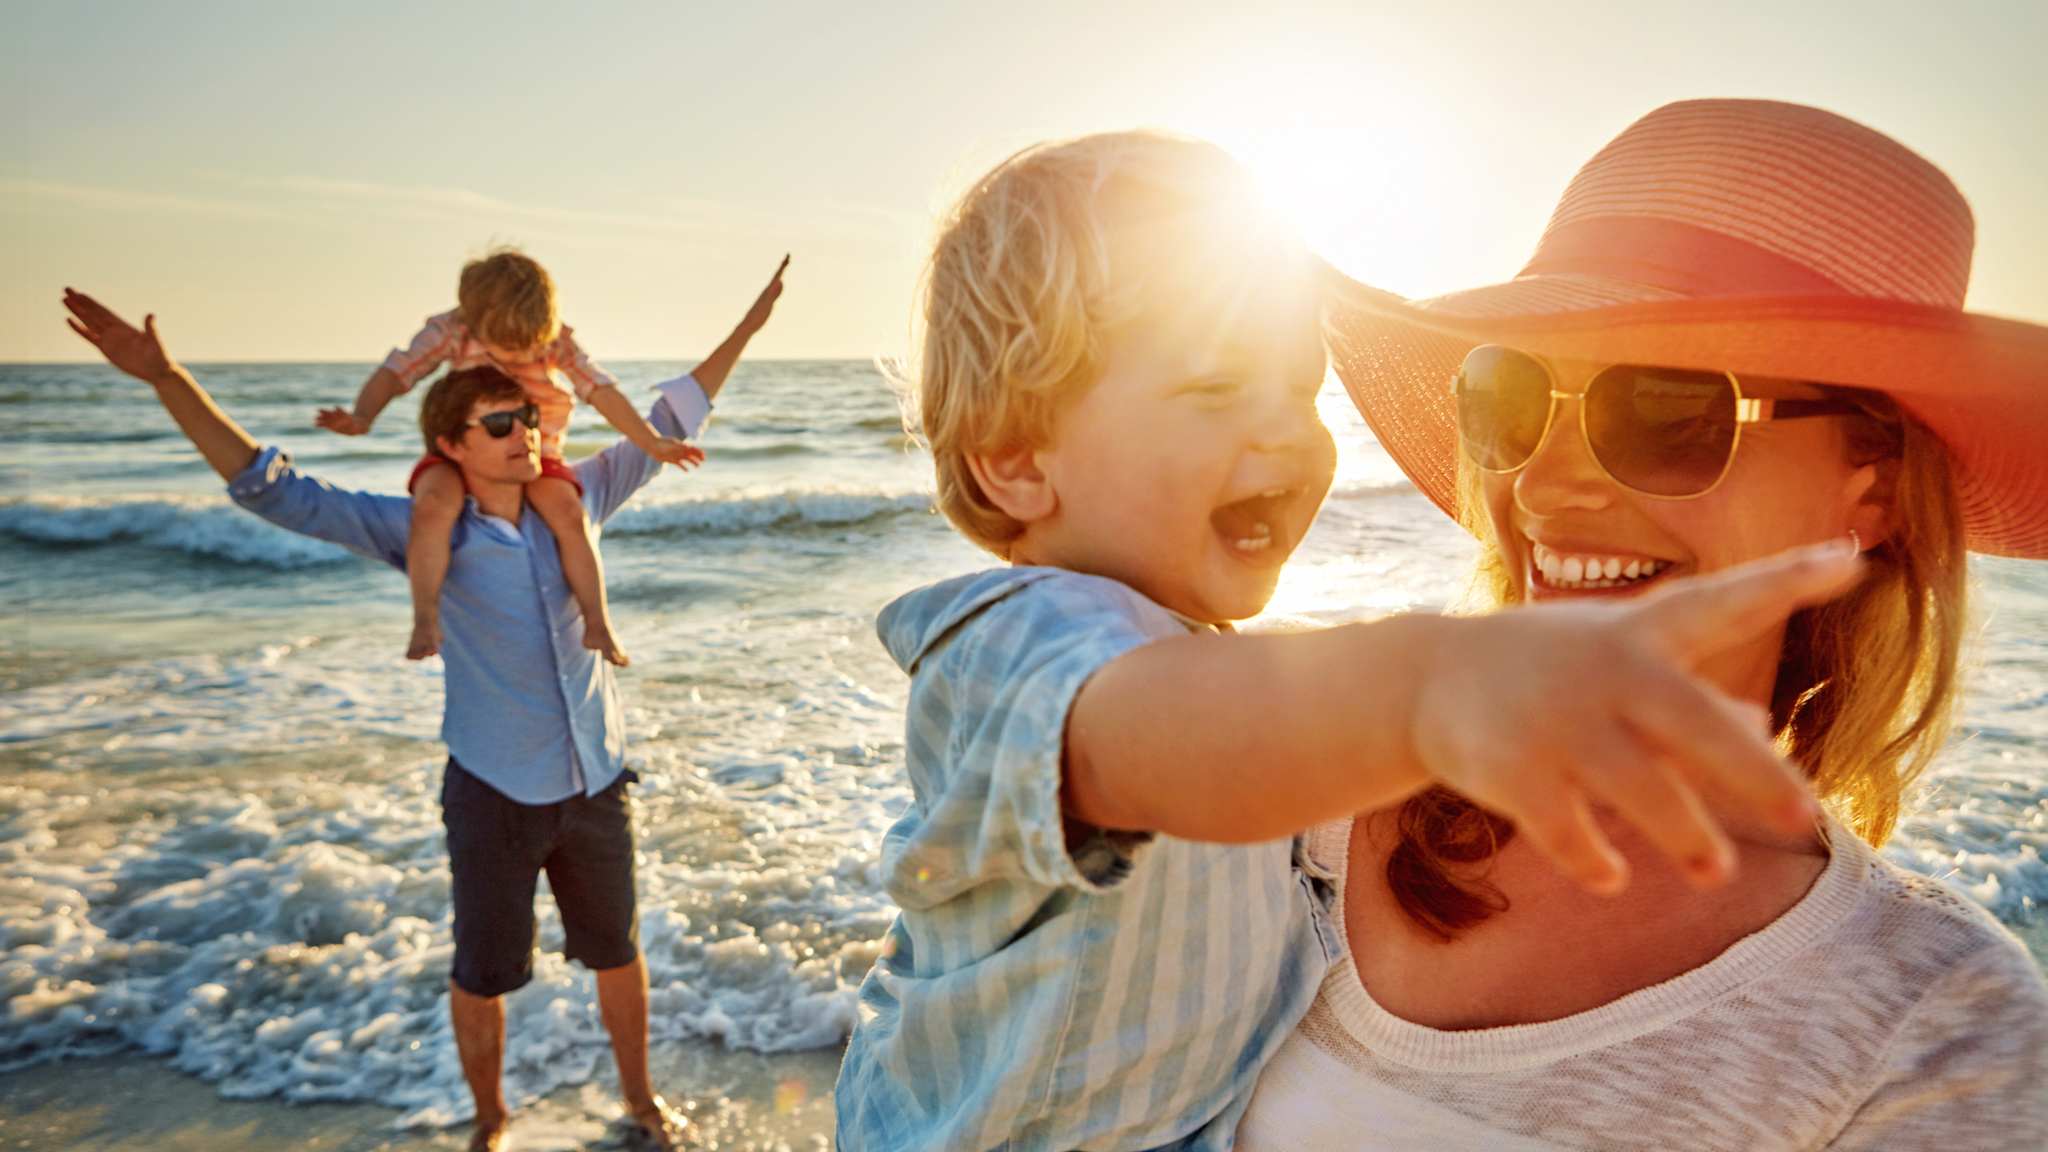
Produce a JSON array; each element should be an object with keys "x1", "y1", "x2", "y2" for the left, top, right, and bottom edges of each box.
[{"x1": 316, "y1": 247, "x2": 702, "y2": 665}]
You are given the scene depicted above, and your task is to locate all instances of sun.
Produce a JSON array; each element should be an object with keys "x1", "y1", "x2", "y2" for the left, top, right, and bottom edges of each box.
[{"x1": 1156, "y1": 47, "x2": 1467, "y2": 300}]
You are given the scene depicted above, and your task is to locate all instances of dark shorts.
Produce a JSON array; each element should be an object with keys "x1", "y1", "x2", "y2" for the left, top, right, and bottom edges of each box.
[{"x1": 440, "y1": 758, "x2": 639, "y2": 998}]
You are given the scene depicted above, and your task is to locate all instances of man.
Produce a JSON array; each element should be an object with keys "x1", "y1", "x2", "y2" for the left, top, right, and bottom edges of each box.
[{"x1": 62, "y1": 259, "x2": 786, "y2": 1152}]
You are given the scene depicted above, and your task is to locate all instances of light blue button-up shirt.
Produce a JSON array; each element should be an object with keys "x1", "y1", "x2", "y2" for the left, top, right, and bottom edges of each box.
[
  {"x1": 838, "y1": 568, "x2": 1340, "y2": 1152},
  {"x1": 227, "y1": 375, "x2": 709, "y2": 805}
]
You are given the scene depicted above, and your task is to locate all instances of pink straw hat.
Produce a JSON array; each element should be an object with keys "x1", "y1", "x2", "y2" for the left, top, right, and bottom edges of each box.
[{"x1": 1329, "y1": 98, "x2": 2048, "y2": 558}]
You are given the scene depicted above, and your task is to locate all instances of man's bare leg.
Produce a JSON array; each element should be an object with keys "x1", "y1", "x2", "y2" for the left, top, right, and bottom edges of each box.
[
  {"x1": 449, "y1": 980, "x2": 511, "y2": 1151},
  {"x1": 595, "y1": 955, "x2": 685, "y2": 1148},
  {"x1": 528, "y1": 474, "x2": 629, "y2": 667},
  {"x1": 406, "y1": 465, "x2": 465, "y2": 659}
]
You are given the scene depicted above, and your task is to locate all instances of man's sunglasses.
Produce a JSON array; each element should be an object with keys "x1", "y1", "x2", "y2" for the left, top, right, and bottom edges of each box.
[
  {"x1": 1452, "y1": 345, "x2": 1867, "y2": 499},
  {"x1": 464, "y1": 404, "x2": 541, "y2": 439}
]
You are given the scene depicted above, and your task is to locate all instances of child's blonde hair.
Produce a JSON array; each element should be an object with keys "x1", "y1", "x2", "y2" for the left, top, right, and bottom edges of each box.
[
  {"x1": 457, "y1": 247, "x2": 560, "y2": 353},
  {"x1": 903, "y1": 131, "x2": 1300, "y2": 557}
]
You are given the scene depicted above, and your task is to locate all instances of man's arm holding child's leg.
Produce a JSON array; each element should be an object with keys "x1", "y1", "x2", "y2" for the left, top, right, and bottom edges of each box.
[{"x1": 65, "y1": 290, "x2": 258, "y2": 481}]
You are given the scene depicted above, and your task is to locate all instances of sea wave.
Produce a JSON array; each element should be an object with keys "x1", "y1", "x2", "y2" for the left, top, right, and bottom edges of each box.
[
  {"x1": 607, "y1": 489, "x2": 933, "y2": 537},
  {"x1": 0, "y1": 497, "x2": 352, "y2": 569},
  {"x1": 1, "y1": 487, "x2": 940, "y2": 570}
]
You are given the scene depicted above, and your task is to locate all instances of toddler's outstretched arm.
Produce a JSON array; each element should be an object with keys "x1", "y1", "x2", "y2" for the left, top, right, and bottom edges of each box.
[
  {"x1": 584, "y1": 383, "x2": 705, "y2": 468},
  {"x1": 1065, "y1": 542, "x2": 1861, "y2": 894},
  {"x1": 315, "y1": 367, "x2": 405, "y2": 436}
]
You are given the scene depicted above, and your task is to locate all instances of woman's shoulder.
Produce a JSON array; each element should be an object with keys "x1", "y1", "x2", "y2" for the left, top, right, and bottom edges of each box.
[
  {"x1": 1847, "y1": 845, "x2": 2048, "y2": 1021},
  {"x1": 1811, "y1": 842, "x2": 2048, "y2": 1144}
]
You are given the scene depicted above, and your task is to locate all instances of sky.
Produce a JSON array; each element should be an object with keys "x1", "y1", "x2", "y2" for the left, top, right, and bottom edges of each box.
[{"x1": 5, "y1": 0, "x2": 2045, "y2": 361}]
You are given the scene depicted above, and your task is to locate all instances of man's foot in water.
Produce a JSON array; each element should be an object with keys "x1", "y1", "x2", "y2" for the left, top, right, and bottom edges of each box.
[
  {"x1": 466, "y1": 1111, "x2": 509, "y2": 1152},
  {"x1": 625, "y1": 1094, "x2": 688, "y2": 1150}
]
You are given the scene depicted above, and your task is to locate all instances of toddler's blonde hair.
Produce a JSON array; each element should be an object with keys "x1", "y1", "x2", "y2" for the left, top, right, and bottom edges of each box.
[
  {"x1": 457, "y1": 247, "x2": 560, "y2": 354},
  {"x1": 902, "y1": 131, "x2": 1298, "y2": 557}
]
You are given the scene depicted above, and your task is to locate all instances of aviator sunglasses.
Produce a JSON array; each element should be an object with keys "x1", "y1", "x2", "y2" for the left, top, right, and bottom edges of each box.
[
  {"x1": 1452, "y1": 345, "x2": 1867, "y2": 499},
  {"x1": 464, "y1": 403, "x2": 541, "y2": 439}
]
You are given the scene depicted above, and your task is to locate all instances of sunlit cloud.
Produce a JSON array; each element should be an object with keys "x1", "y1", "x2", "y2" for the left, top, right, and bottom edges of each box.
[
  {"x1": 0, "y1": 178, "x2": 295, "y2": 222},
  {"x1": 3, "y1": 173, "x2": 922, "y2": 248}
]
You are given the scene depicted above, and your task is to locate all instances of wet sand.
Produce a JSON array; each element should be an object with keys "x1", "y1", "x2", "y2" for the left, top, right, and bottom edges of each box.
[
  {"x1": 8, "y1": 930, "x2": 2044, "y2": 1150},
  {"x1": 0, "y1": 1039, "x2": 841, "y2": 1151}
]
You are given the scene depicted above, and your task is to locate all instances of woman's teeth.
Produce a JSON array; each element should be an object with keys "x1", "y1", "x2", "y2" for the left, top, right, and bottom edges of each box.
[
  {"x1": 1530, "y1": 542, "x2": 1667, "y2": 589},
  {"x1": 1231, "y1": 522, "x2": 1274, "y2": 554}
]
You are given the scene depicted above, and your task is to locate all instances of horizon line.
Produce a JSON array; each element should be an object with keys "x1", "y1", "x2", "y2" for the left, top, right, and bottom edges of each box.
[{"x1": 0, "y1": 355, "x2": 886, "y2": 367}]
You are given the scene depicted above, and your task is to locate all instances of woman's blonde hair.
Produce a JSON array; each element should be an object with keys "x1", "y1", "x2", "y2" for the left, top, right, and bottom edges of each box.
[
  {"x1": 898, "y1": 131, "x2": 1287, "y2": 557},
  {"x1": 457, "y1": 247, "x2": 560, "y2": 353},
  {"x1": 1390, "y1": 393, "x2": 1970, "y2": 939}
]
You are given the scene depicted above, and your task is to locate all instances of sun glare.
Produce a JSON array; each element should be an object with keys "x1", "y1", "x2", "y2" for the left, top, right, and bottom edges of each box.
[{"x1": 1160, "y1": 46, "x2": 1467, "y2": 301}]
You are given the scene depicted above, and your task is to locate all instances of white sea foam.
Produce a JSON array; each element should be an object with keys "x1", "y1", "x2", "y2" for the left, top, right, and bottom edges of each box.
[
  {"x1": 0, "y1": 622, "x2": 907, "y2": 1122},
  {"x1": 1887, "y1": 766, "x2": 2048, "y2": 922}
]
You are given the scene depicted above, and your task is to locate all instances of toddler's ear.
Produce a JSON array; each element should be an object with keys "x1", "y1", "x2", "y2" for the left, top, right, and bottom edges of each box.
[{"x1": 968, "y1": 443, "x2": 1057, "y2": 525}]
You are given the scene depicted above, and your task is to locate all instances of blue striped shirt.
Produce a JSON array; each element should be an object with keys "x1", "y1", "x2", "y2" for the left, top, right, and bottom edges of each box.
[
  {"x1": 226, "y1": 376, "x2": 709, "y2": 805},
  {"x1": 838, "y1": 568, "x2": 1339, "y2": 1151}
]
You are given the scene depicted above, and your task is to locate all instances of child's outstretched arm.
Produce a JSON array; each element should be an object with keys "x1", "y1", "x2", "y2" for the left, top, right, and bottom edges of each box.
[
  {"x1": 583, "y1": 382, "x2": 705, "y2": 468},
  {"x1": 315, "y1": 367, "x2": 405, "y2": 436},
  {"x1": 317, "y1": 315, "x2": 454, "y2": 436},
  {"x1": 1065, "y1": 541, "x2": 1862, "y2": 894}
]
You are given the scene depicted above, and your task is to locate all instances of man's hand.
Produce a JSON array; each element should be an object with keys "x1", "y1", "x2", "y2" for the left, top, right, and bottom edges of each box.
[
  {"x1": 315, "y1": 408, "x2": 373, "y2": 436},
  {"x1": 64, "y1": 289, "x2": 178, "y2": 385},
  {"x1": 740, "y1": 255, "x2": 789, "y2": 335},
  {"x1": 640, "y1": 435, "x2": 706, "y2": 470},
  {"x1": 62, "y1": 290, "x2": 259, "y2": 481}
]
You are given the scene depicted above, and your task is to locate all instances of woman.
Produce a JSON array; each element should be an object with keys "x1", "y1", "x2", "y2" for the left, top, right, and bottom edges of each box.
[{"x1": 1240, "y1": 100, "x2": 2048, "y2": 1149}]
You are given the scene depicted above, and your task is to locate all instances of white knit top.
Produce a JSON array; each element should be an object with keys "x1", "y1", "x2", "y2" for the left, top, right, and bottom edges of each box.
[{"x1": 1237, "y1": 817, "x2": 2048, "y2": 1150}]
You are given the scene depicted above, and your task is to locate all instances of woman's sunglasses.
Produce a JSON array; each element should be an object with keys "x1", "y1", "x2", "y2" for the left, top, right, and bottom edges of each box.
[
  {"x1": 464, "y1": 403, "x2": 541, "y2": 439},
  {"x1": 1452, "y1": 345, "x2": 1866, "y2": 499}
]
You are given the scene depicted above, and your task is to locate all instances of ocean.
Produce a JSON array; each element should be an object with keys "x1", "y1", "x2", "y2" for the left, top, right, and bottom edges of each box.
[{"x1": 2, "y1": 360, "x2": 2043, "y2": 1129}]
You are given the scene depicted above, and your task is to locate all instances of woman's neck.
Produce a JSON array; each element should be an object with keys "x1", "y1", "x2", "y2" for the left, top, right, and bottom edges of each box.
[{"x1": 1346, "y1": 809, "x2": 1827, "y2": 1031}]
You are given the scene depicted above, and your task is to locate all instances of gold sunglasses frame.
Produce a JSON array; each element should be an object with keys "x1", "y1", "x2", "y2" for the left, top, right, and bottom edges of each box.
[{"x1": 1451, "y1": 345, "x2": 1864, "y2": 500}]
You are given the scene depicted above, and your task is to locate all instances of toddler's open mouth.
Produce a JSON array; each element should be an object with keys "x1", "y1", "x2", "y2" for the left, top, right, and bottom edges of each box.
[{"x1": 1211, "y1": 488, "x2": 1308, "y2": 563}]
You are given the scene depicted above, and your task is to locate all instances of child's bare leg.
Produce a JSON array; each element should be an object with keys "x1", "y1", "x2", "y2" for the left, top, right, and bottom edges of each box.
[
  {"x1": 529, "y1": 476, "x2": 628, "y2": 667},
  {"x1": 406, "y1": 465, "x2": 465, "y2": 660}
]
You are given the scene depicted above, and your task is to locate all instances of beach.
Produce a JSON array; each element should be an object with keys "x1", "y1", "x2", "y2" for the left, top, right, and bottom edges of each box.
[{"x1": 4, "y1": 359, "x2": 2045, "y2": 1148}]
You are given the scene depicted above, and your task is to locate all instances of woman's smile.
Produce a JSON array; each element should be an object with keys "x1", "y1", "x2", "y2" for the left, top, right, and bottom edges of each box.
[{"x1": 1521, "y1": 536, "x2": 1684, "y2": 598}]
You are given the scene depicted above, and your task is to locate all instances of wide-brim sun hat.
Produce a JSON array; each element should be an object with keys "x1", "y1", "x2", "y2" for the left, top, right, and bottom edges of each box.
[{"x1": 1327, "y1": 98, "x2": 2048, "y2": 558}]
